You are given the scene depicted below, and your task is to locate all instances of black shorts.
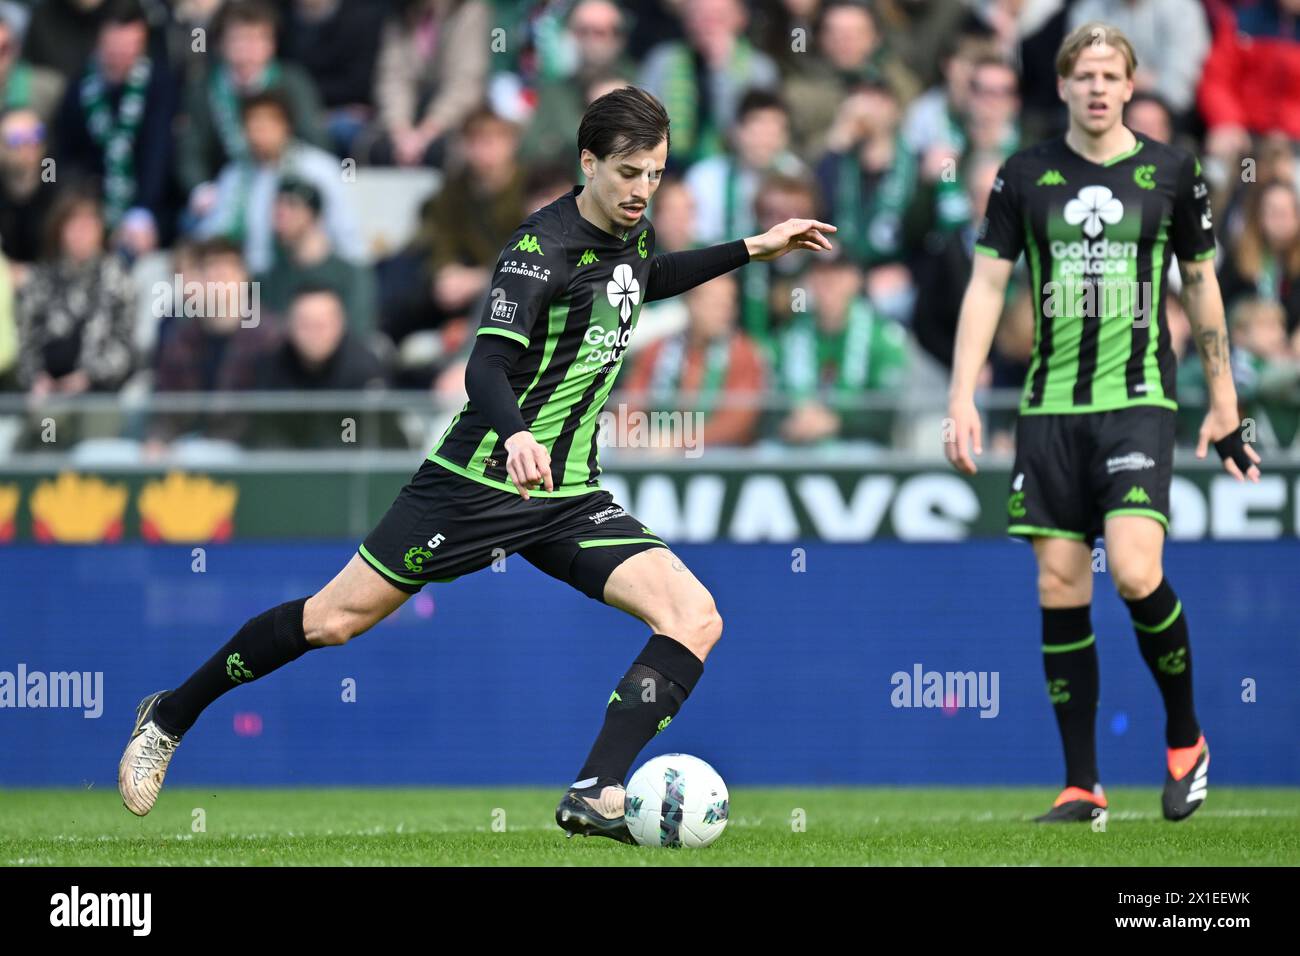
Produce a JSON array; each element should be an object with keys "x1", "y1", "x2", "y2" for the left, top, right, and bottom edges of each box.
[
  {"x1": 358, "y1": 458, "x2": 668, "y2": 600},
  {"x1": 1008, "y1": 405, "x2": 1175, "y2": 542}
]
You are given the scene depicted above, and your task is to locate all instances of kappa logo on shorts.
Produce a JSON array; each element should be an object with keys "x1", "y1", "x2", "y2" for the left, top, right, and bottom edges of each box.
[
  {"x1": 1106, "y1": 452, "x2": 1156, "y2": 474},
  {"x1": 1122, "y1": 486, "x2": 1153, "y2": 505}
]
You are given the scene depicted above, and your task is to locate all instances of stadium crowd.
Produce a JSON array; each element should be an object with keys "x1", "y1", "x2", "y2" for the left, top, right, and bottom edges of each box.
[{"x1": 0, "y1": 0, "x2": 1297, "y2": 455}]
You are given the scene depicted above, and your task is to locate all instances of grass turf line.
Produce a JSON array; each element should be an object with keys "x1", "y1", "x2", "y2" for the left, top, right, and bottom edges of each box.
[{"x1": 2, "y1": 787, "x2": 1297, "y2": 866}]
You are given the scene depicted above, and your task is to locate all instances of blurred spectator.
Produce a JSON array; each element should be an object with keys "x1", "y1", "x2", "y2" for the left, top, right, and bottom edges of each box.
[
  {"x1": 963, "y1": 54, "x2": 1020, "y2": 159},
  {"x1": 1180, "y1": 296, "x2": 1300, "y2": 446},
  {"x1": 16, "y1": 190, "x2": 134, "y2": 398},
  {"x1": 519, "y1": 0, "x2": 635, "y2": 166},
  {"x1": 255, "y1": 177, "x2": 375, "y2": 333},
  {"x1": 815, "y1": 81, "x2": 923, "y2": 269},
  {"x1": 196, "y1": 89, "x2": 362, "y2": 274},
  {"x1": 164, "y1": 0, "x2": 223, "y2": 83},
  {"x1": 1199, "y1": 0, "x2": 1300, "y2": 194},
  {"x1": 23, "y1": 0, "x2": 109, "y2": 85},
  {"x1": 911, "y1": 151, "x2": 1006, "y2": 373},
  {"x1": 624, "y1": 273, "x2": 766, "y2": 448},
  {"x1": 1068, "y1": 0, "x2": 1210, "y2": 121},
  {"x1": 640, "y1": 0, "x2": 780, "y2": 169},
  {"x1": 254, "y1": 285, "x2": 385, "y2": 392},
  {"x1": 750, "y1": 0, "x2": 822, "y2": 77},
  {"x1": 783, "y1": 0, "x2": 920, "y2": 159},
  {"x1": 771, "y1": 251, "x2": 908, "y2": 445},
  {"x1": 283, "y1": 0, "x2": 386, "y2": 156},
  {"x1": 908, "y1": 51, "x2": 1021, "y2": 239},
  {"x1": 54, "y1": 0, "x2": 178, "y2": 255},
  {"x1": 522, "y1": 162, "x2": 575, "y2": 216},
  {"x1": 1124, "y1": 90, "x2": 1175, "y2": 145},
  {"x1": 1219, "y1": 133, "x2": 1300, "y2": 242},
  {"x1": 177, "y1": 0, "x2": 328, "y2": 210},
  {"x1": 901, "y1": 31, "x2": 995, "y2": 159},
  {"x1": 387, "y1": 107, "x2": 524, "y2": 365},
  {"x1": 149, "y1": 238, "x2": 277, "y2": 445},
  {"x1": 1229, "y1": 297, "x2": 1300, "y2": 444},
  {"x1": 618, "y1": 0, "x2": 686, "y2": 62},
  {"x1": 366, "y1": 0, "x2": 490, "y2": 168},
  {"x1": 246, "y1": 283, "x2": 391, "y2": 448},
  {"x1": 964, "y1": 0, "x2": 1057, "y2": 64},
  {"x1": 685, "y1": 89, "x2": 804, "y2": 245},
  {"x1": 0, "y1": 107, "x2": 59, "y2": 270},
  {"x1": 1218, "y1": 181, "x2": 1300, "y2": 337},
  {"x1": 743, "y1": 172, "x2": 821, "y2": 350},
  {"x1": 0, "y1": 13, "x2": 64, "y2": 122},
  {"x1": 874, "y1": 0, "x2": 972, "y2": 91}
]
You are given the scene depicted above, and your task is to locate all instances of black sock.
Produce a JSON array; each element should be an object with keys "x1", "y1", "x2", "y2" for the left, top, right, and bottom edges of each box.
[
  {"x1": 1042, "y1": 605, "x2": 1100, "y2": 791},
  {"x1": 155, "y1": 597, "x2": 314, "y2": 736},
  {"x1": 1125, "y1": 578, "x2": 1200, "y2": 748},
  {"x1": 574, "y1": 634, "x2": 704, "y2": 788}
]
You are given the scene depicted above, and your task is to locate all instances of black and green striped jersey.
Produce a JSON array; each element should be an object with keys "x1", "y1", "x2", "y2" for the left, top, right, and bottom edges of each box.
[
  {"x1": 975, "y1": 131, "x2": 1217, "y2": 414},
  {"x1": 429, "y1": 185, "x2": 660, "y2": 496}
]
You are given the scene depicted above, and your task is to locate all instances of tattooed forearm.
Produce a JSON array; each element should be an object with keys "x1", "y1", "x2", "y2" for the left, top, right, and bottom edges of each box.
[{"x1": 1195, "y1": 328, "x2": 1231, "y2": 378}]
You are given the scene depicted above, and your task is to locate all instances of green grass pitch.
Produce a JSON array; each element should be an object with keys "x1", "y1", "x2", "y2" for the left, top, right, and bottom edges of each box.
[{"x1": 3, "y1": 787, "x2": 1297, "y2": 866}]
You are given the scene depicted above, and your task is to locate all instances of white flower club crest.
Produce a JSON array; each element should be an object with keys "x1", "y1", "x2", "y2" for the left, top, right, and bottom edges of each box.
[
  {"x1": 606, "y1": 263, "x2": 640, "y2": 321},
  {"x1": 1064, "y1": 185, "x2": 1124, "y2": 238}
]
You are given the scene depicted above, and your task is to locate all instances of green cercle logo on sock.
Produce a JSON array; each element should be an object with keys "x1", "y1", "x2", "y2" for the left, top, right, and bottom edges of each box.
[
  {"x1": 226, "y1": 653, "x2": 254, "y2": 684},
  {"x1": 1157, "y1": 647, "x2": 1187, "y2": 675},
  {"x1": 1047, "y1": 678, "x2": 1071, "y2": 704}
]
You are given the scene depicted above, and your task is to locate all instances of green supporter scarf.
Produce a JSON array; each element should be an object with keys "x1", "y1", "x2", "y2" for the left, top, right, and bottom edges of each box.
[
  {"x1": 210, "y1": 62, "x2": 282, "y2": 165},
  {"x1": 834, "y1": 135, "x2": 916, "y2": 265},
  {"x1": 777, "y1": 297, "x2": 879, "y2": 401},
  {"x1": 3, "y1": 62, "x2": 31, "y2": 109},
  {"x1": 80, "y1": 57, "x2": 152, "y2": 227},
  {"x1": 663, "y1": 40, "x2": 753, "y2": 165},
  {"x1": 647, "y1": 334, "x2": 732, "y2": 416}
]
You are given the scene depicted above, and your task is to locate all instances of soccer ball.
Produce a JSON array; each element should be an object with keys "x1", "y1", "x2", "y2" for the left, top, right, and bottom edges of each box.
[{"x1": 624, "y1": 753, "x2": 729, "y2": 848}]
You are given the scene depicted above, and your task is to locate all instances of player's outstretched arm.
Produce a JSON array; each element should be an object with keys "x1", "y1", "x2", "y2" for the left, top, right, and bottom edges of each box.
[
  {"x1": 945, "y1": 253, "x2": 1013, "y2": 475},
  {"x1": 1178, "y1": 257, "x2": 1261, "y2": 482},
  {"x1": 645, "y1": 220, "x2": 836, "y2": 303}
]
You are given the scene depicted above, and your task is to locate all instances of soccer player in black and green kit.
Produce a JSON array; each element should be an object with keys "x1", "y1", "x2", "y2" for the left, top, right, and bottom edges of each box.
[
  {"x1": 118, "y1": 87, "x2": 835, "y2": 841},
  {"x1": 944, "y1": 23, "x2": 1261, "y2": 823}
]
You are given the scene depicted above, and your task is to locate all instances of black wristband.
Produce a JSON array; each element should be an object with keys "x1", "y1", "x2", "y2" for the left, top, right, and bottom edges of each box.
[{"x1": 1213, "y1": 427, "x2": 1253, "y2": 472}]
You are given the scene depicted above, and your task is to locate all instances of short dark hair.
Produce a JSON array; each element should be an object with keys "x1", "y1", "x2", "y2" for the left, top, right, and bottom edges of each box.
[
  {"x1": 290, "y1": 281, "x2": 345, "y2": 308},
  {"x1": 198, "y1": 236, "x2": 244, "y2": 264},
  {"x1": 217, "y1": 0, "x2": 279, "y2": 39},
  {"x1": 736, "y1": 88, "x2": 787, "y2": 123},
  {"x1": 577, "y1": 86, "x2": 670, "y2": 160},
  {"x1": 102, "y1": 0, "x2": 147, "y2": 28},
  {"x1": 241, "y1": 89, "x2": 292, "y2": 124}
]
